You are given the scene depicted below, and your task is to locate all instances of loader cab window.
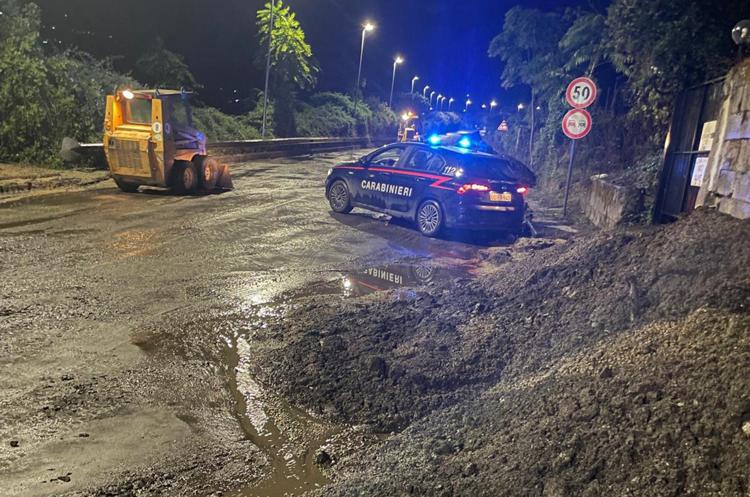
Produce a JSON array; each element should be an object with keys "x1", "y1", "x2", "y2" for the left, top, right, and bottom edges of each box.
[
  {"x1": 123, "y1": 98, "x2": 152, "y2": 125},
  {"x1": 165, "y1": 98, "x2": 192, "y2": 129}
]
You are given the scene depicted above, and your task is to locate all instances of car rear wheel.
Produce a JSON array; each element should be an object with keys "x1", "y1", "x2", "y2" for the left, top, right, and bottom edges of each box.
[
  {"x1": 416, "y1": 200, "x2": 444, "y2": 237},
  {"x1": 173, "y1": 162, "x2": 198, "y2": 194},
  {"x1": 114, "y1": 178, "x2": 139, "y2": 193},
  {"x1": 328, "y1": 180, "x2": 353, "y2": 213}
]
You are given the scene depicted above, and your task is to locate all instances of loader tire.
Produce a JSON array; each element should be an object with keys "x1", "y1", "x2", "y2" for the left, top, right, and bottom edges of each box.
[
  {"x1": 173, "y1": 161, "x2": 198, "y2": 194},
  {"x1": 114, "y1": 178, "x2": 139, "y2": 193},
  {"x1": 196, "y1": 156, "x2": 219, "y2": 191}
]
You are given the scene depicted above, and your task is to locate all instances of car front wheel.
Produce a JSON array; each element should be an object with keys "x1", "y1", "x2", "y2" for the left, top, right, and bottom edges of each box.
[
  {"x1": 328, "y1": 180, "x2": 353, "y2": 214},
  {"x1": 416, "y1": 200, "x2": 444, "y2": 237}
]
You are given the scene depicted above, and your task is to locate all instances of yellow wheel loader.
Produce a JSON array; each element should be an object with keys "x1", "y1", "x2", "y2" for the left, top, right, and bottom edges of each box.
[{"x1": 103, "y1": 89, "x2": 233, "y2": 194}]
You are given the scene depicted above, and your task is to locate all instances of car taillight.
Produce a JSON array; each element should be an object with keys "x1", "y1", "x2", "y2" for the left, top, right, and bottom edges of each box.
[
  {"x1": 516, "y1": 186, "x2": 529, "y2": 195},
  {"x1": 457, "y1": 183, "x2": 490, "y2": 195}
]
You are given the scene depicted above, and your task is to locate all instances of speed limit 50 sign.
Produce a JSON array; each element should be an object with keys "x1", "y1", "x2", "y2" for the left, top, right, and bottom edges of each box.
[{"x1": 566, "y1": 77, "x2": 597, "y2": 109}]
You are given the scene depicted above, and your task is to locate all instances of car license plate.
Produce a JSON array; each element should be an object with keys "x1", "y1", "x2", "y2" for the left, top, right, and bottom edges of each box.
[{"x1": 490, "y1": 191, "x2": 512, "y2": 202}]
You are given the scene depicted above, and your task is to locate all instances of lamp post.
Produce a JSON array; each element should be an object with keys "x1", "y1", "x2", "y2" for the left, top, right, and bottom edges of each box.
[
  {"x1": 448, "y1": 97, "x2": 455, "y2": 111},
  {"x1": 389, "y1": 56, "x2": 404, "y2": 108},
  {"x1": 429, "y1": 91, "x2": 436, "y2": 108},
  {"x1": 437, "y1": 94, "x2": 443, "y2": 110},
  {"x1": 464, "y1": 99, "x2": 472, "y2": 112},
  {"x1": 353, "y1": 22, "x2": 375, "y2": 114},
  {"x1": 261, "y1": 0, "x2": 276, "y2": 138},
  {"x1": 411, "y1": 76, "x2": 419, "y2": 94},
  {"x1": 423, "y1": 85, "x2": 430, "y2": 98},
  {"x1": 490, "y1": 100, "x2": 498, "y2": 113}
]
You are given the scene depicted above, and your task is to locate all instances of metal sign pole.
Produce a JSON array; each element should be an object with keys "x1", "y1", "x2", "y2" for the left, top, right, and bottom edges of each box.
[{"x1": 563, "y1": 139, "x2": 576, "y2": 217}]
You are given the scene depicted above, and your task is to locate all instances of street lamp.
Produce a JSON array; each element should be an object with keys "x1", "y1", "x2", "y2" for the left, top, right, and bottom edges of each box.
[
  {"x1": 389, "y1": 55, "x2": 404, "y2": 108},
  {"x1": 353, "y1": 21, "x2": 375, "y2": 114},
  {"x1": 437, "y1": 94, "x2": 442, "y2": 110},
  {"x1": 411, "y1": 76, "x2": 420, "y2": 94},
  {"x1": 261, "y1": 0, "x2": 276, "y2": 137},
  {"x1": 517, "y1": 103, "x2": 525, "y2": 111},
  {"x1": 490, "y1": 100, "x2": 498, "y2": 112},
  {"x1": 430, "y1": 91, "x2": 436, "y2": 107},
  {"x1": 448, "y1": 97, "x2": 455, "y2": 111},
  {"x1": 465, "y1": 99, "x2": 472, "y2": 112},
  {"x1": 423, "y1": 85, "x2": 430, "y2": 98}
]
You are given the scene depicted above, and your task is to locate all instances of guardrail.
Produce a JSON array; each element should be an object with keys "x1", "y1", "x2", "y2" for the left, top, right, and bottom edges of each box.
[{"x1": 62, "y1": 136, "x2": 388, "y2": 167}]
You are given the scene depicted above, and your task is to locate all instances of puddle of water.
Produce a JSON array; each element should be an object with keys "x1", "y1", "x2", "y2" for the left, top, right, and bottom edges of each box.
[
  {"x1": 222, "y1": 259, "x2": 474, "y2": 496},
  {"x1": 223, "y1": 333, "x2": 336, "y2": 497}
]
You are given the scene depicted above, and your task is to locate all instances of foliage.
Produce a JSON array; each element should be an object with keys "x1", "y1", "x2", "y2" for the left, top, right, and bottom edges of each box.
[
  {"x1": 134, "y1": 38, "x2": 199, "y2": 89},
  {"x1": 488, "y1": 7, "x2": 569, "y2": 100},
  {"x1": 0, "y1": 1, "x2": 134, "y2": 164},
  {"x1": 192, "y1": 106, "x2": 263, "y2": 141},
  {"x1": 606, "y1": 0, "x2": 746, "y2": 128},
  {"x1": 257, "y1": 0, "x2": 318, "y2": 90},
  {"x1": 296, "y1": 92, "x2": 397, "y2": 138}
]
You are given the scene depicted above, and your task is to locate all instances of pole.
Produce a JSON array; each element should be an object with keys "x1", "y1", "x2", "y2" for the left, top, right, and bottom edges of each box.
[
  {"x1": 563, "y1": 139, "x2": 576, "y2": 217},
  {"x1": 353, "y1": 28, "x2": 367, "y2": 115},
  {"x1": 261, "y1": 0, "x2": 276, "y2": 138},
  {"x1": 528, "y1": 91, "x2": 535, "y2": 168},
  {"x1": 389, "y1": 62, "x2": 398, "y2": 108}
]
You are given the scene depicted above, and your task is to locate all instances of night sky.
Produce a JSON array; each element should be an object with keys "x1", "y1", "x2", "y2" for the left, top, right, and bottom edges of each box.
[{"x1": 34, "y1": 0, "x2": 585, "y2": 112}]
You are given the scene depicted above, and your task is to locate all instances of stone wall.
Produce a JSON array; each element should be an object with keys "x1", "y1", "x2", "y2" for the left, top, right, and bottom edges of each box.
[
  {"x1": 697, "y1": 59, "x2": 750, "y2": 219},
  {"x1": 584, "y1": 174, "x2": 644, "y2": 229}
]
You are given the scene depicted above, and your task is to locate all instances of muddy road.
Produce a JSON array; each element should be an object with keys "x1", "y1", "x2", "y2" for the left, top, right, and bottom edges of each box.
[{"x1": 0, "y1": 151, "x2": 571, "y2": 497}]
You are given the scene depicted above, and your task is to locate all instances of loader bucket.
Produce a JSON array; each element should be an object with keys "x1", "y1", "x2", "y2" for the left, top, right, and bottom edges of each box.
[{"x1": 215, "y1": 164, "x2": 234, "y2": 191}]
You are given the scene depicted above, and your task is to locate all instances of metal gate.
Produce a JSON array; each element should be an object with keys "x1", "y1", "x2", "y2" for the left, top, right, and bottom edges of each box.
[{"x1": 654, "y1": 78, "x2": 725, "y2": 223}]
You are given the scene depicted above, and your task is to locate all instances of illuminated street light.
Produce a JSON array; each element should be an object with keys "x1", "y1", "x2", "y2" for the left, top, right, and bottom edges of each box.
[
  {"x1": 437, "y1": 94, "x2": 443, "y2": 109},
  {"x1": 389, "y1": 55, "x2": 404, "y2": 108},
  {"x1": 354, "y1": 21, "x2": 376, "y2": 113},
  {"x1": 430, "y1": 91, "x2": 436, "y2": 107},
  {"x1": 448, "y1": 97, "x2": 455, "y2": 111},
  {"x1": 411, "y1": 76, "x2": 420, "y2": 94},
  {"x1": 465, "y1": 99, "x2": 472, "y2": 112},
  {"x1": 423, "y1": 85, "x2": 430, "y2": 98},
  {"x1": 517, "y1": 103, "x2": 525, "y2": 111},
  {"x1": 490, "y1": 100, "x2": 498, "y2": 111}
]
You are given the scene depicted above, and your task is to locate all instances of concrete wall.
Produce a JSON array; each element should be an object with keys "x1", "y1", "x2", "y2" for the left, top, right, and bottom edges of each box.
[
  {"x1": 585, "y1": 174, "x2": 644, "y2": 229},
  {"x1": 697, "y1": 59, "x2": 750, "y2": 219}
]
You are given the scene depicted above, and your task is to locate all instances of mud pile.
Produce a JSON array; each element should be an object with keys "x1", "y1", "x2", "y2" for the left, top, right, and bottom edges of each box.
[{"x1": 255, "y1": 208, "x2": 749, "y2": 496}]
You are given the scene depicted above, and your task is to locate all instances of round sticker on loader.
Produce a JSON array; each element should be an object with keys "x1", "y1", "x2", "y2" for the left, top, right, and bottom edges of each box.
[
  {"x1": 562, "y1": 108, "x2": 592, "y2": 140},
  {"x1": 152, "y1": 121, "x2": 162, "y2": 134}
]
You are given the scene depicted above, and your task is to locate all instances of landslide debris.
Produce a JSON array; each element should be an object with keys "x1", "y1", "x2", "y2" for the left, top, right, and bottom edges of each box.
[{"x1": 253, "y1": 208, "x2": 749, "y2": 495}]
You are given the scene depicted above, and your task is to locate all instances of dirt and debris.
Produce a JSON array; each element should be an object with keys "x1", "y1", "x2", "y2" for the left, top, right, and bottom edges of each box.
[{"x1": 244, "y1": 208, "x2": 749, "y2": 496}]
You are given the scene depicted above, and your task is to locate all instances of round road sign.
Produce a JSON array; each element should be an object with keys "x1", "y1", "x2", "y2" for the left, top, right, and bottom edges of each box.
[
  {"x1": 566, "y1": 77, "x2": 597, "y2": 109},
  {"x1": 562, "y1": 108, "x2": 592, "y2": 140}
]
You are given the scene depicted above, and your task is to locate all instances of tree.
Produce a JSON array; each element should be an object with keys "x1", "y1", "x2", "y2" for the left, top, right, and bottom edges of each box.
[
  {"x1": 257, "y1": 0, "x2": 317, "y2": 89},
  {"x1": 134, "y1": 38, "x2": 198, "y2": 89},
  {"x1": 489, "y1": 8, "x2": 570, "y2": 166},
  {"x1": 606, "y1": 0, "x2": 748, "y2": 128}
]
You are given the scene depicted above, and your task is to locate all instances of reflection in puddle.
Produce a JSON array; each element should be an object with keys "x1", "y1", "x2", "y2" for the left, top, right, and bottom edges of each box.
[{"x1": 341, "y1": 261, "x2": 462, "y2": 299}]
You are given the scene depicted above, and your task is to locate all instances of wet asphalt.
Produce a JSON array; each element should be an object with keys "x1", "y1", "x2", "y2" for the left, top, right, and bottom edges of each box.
[{"x1": 0, "y1": 150, "x2": 541, "y2": 496}]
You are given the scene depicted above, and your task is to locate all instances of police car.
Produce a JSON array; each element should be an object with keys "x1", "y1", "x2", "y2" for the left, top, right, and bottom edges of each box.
[{"x1": 325, "y1": 138, "x2": 536, "y2": 237}]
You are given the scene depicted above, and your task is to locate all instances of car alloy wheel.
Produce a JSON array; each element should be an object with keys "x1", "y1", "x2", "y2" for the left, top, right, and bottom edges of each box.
[
  {"x1": 329, "y1": 181, "x2": 352, "y2": 213},
  {"x1": 417, "y1": 200, "x2": 443, "y2": 236}
]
